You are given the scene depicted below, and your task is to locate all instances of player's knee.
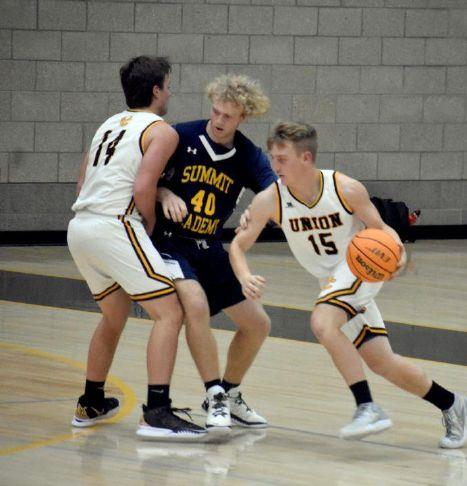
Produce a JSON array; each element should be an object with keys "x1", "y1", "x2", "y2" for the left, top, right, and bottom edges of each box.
[
  {"x1": 184, "y1": 301, "x2": 210, "y2": 328},
  {"x1": 170, "y1": 302, "x2": 184, "y2": 330},
  {"x1": 254, "y1": 313, "x2": 271, "y2": 338},
  {"x1": 365, "y1": 352, "x2": 396, "y2": 377},
  {"x1": 310, "y1": 317, "x2": 329, "y2": 343}
]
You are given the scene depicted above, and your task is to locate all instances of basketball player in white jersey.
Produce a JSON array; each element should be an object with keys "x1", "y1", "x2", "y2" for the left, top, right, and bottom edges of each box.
[
  {"x1": 229, "y1": 121, "x2": 466, "y2": 448},
  {"x1": 68, "y1": 56, "x2": 206, "y2": 440}
]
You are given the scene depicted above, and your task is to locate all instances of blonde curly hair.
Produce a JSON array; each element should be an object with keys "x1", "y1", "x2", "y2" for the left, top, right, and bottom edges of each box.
[{"x1": 206, "y1": 74, "x2": 270, "y2": 118}]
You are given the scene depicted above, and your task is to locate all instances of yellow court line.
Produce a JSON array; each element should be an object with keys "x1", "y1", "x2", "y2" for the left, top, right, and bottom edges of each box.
[{"x1": 0, "y1": 341, "x2": 137, "y2": 457}]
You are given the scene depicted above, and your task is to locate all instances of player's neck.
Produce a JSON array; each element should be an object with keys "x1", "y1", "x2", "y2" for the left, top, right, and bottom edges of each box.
[
  {"x1": 287, "y1": 168, "x2": 321, "y2": 205},
  {"x1": 206, "y1": 121, "x2": 234, "y2": 149}
]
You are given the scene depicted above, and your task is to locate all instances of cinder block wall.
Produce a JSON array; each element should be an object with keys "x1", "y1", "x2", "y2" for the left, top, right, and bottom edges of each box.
[{"x1": 0, "y1": 0, "x2": 466, "y2": 231}]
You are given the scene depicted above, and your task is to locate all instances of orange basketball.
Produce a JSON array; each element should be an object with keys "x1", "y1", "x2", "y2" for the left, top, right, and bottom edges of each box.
[{"x1": 346, "y1": 229, "x2": 400, "y2": 283}]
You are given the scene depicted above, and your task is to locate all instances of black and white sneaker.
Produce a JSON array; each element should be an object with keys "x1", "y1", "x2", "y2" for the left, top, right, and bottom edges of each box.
[
  {"x1": 71, "y1": 395, "x2": 120, "y2": 428},
  {"x1": 136, "y1": 403, "x2": 207, "y2": 442},
  {"x1": 228, "y1": 388, "x2": 268, "y2": 428},
  {"x1": 203, "y1": 385, "x2": 231, "y2": 437}
]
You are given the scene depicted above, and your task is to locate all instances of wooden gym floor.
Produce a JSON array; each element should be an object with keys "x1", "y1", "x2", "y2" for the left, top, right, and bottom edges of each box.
[{"x1": 0, "y1": 241, "x2": 466, "y2": 485}]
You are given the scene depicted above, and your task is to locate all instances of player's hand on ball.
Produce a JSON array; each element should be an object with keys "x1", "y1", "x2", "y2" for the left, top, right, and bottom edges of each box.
[
  {"x1": 241, "y1": 274, "x2": 266, "y2": 300},
  {"x1": 390, "y1": 243, "x2": 407, "y2": 279},
  {"x1": 162, "y1": 192, "x2": 188, "y2": 223}
]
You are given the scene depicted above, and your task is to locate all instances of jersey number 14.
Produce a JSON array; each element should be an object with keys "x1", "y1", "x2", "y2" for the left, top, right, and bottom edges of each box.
[{"x1": 93, "y1": 130, "x2": 126, "y2": 166}]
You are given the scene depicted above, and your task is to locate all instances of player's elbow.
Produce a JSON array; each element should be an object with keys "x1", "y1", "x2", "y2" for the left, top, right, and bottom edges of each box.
[{"x1": 133, "y1": 180, "x2": 153, "y2": 207}]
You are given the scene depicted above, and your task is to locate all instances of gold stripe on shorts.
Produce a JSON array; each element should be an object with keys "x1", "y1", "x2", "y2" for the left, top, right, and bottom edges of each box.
[
  {"x1": 121, "y1": 219, "x2": 174, "y2": 288},
  {"x1": 325, "y1": 298, "x2": 358, "y2": 317},
  {"x1": 130, "y1": 287, "x2": 176, "y2": 302},
  {"x1": 316, "y1": 277, "x2": 362, "y2": 304},
  {"x1": 353, "y1": 325, "x2": 388, "y2": 348},
  {"x1": 93, "y1": 282, "x2": 121, "y2": 301}
]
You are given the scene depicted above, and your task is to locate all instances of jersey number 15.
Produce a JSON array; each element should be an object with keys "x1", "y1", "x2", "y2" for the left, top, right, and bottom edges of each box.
[{"x1": 308, "y1": 232, "x2": 338, "y2": 255}]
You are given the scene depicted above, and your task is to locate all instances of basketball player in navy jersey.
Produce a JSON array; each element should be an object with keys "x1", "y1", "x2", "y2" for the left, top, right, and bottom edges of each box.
[
  {"x1": 229, "y1": 121, "x2": 466, "y2": 448},
  {"x1": 151, "y1": 75, "x2": 275, "y2": 434},
  {"x1": 68, "y1": 56, "x2": 205, "y2": 440}
]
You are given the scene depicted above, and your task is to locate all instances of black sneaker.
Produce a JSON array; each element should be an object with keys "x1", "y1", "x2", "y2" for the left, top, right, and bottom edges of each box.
[
  {"x1": 136, "y1": 402, "x2": 207, "y2": 442},
  {"x1": 71, "y1": 395, "x2": 120, "y2": 428}
]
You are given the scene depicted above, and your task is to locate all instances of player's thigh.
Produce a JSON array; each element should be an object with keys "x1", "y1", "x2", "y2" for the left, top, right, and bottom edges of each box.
[
  {"x1": 174, "y1": 278, "x2": 211, "y2": 323},
  {"x1": 224, "y1": 298, "x2": 270, "y2": 333},
  {"x1": 138, "y1": 291, "x2": 183, "y2": 327},
  {"x1": 96, "y1": 288, "x2": 132, "y2": 331}
]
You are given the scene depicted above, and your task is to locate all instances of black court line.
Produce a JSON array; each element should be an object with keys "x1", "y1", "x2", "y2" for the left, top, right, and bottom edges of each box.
[{"x1": 1, "y1": 270, "x2": 466, "y2": 366}]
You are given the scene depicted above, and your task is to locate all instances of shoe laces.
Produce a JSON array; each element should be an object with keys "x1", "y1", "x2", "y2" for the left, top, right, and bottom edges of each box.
[
  {"x1": 171, "y1": 406, "x2": 194, "y2": 422},
  {"x1": 442, "y1": 408, "x2": 461, "y2": 438},
  {"x1": 232, "y1": 392, "x2": 252, "y2": 413},
  {"x1": 211, "y1": 392, "x2": 229, "y2": 417}
]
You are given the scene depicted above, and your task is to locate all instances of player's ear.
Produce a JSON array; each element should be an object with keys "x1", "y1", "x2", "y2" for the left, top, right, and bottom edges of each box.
[
  {"x1": 302, "y1": 150, "x2": 314, "y2": 164},
  {"x1": 152, "y1": 84, "x2": 161, "y2": 99}
]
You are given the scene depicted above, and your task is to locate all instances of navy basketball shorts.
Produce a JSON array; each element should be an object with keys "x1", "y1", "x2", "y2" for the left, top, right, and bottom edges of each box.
[{"x1": 152, "y1": 234, "x2": 245, "y2": 316}]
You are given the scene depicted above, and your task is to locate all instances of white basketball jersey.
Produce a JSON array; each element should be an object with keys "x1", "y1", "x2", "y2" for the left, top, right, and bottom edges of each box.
[
  {"x1": 276, "y1": 170, "x2": 363, "y2": 278},
  {"x1": 72, "y1": 110, "x2": 163, "y2": 220}
]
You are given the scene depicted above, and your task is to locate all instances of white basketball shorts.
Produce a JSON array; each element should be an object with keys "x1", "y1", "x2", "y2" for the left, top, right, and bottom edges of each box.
[
  {"x1": 67, "y1": 213, "x2": 175, "y2": 302},
  {"x1": 315, "y1": 259, "x2": 387, "y2": 348}
]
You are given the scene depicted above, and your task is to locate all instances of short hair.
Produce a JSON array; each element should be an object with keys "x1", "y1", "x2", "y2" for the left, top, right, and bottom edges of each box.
[
  {"x1": 120, "y1": 56, "x2": 171, "y2": 109},
  {"x1": 206, "y1": 74, "x2": 270, "y2": 117},
  {"x1": 267, "y1": 121, "x2": 318, "y2": 160}
]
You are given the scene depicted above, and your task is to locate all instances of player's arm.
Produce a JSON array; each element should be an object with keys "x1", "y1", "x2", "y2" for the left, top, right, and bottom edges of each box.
[
  {"x1": 239, "y1": 150, "x2": 277, "y2": 230},
  {"x1": 134, "y1": 122, "x2": 179, "y2": 235},
  {"x1": 229, "y1": 184, "x2": 278, "y2": 300},
  {"x1": 337, "y1": 172, "x2": 407, "y2": 275},
  {"x1": 76, "y1": 151, "x2": 88, "y2": 196}
]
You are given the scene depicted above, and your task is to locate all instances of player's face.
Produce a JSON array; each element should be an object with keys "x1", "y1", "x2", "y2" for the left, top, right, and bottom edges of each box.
[
  {"x1": 208, "y1": 98, "x2": 246, "y2": 145},
  {"x1": 269, "y1": 142, "x2": 306, "y2": 185},
  {"x1": 155, "y1": 74, "x2": 171, "y2": 116}
]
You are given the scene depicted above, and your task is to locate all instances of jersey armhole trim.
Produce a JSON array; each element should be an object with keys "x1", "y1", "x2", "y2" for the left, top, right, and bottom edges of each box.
[
  {"x1": 333, "y1": 171, "x2": 353, "y2": 215},
  {"x1": 274, "y1": 181, "x2": 282, "y2": 225},
  {"x1": 139, "y1": 120, "x2": 163, "y2": 155}
]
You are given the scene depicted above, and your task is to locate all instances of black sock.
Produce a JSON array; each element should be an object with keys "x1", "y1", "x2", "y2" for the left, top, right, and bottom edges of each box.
[
  {"x1": 147, "y1": 384, "x2": 170, "y2": 409},
  {"x1": 221, "y1": 380, "x2": 240, "y2": 393},
  {"x1": 84, "y1": 379, "x2": 105, "y2": 404},
  {"x1": 349, "y1": 380, "x2": 373, "y2": 406},
  {"x1": 204, "y1": 378, "x2": 222, "y2": 392},
  {"x1": 423, "y1": 381, "x2": 455, "y2": 411}
]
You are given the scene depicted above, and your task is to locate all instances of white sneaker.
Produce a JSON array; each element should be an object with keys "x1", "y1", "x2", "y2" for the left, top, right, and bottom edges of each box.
[
  {"x1": 228, "y1": 387, "x2": 268, "y2": 428},
  {"x1": 204, "y1": 385, "x2": 231, "y2": 437},
  {"x1": 340, "y1": 402, "x2": 392, "y2": 440},
  {"x1": 440, "y1": 394, "x2": 467, "y2": 449}
]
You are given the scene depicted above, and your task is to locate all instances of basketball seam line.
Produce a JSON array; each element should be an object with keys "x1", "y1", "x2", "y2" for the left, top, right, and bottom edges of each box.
[
  {"x1": 354, "y1": 235, "x2": 399, "y2": 261},
  {"x1": 350, "y1": 240, "x2": 395, "y2": 275}
]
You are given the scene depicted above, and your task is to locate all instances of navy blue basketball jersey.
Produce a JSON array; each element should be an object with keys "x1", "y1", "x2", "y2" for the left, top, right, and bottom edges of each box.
[{"x1": 157, "y1": 119, "x2": 276, "y2": 240}]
